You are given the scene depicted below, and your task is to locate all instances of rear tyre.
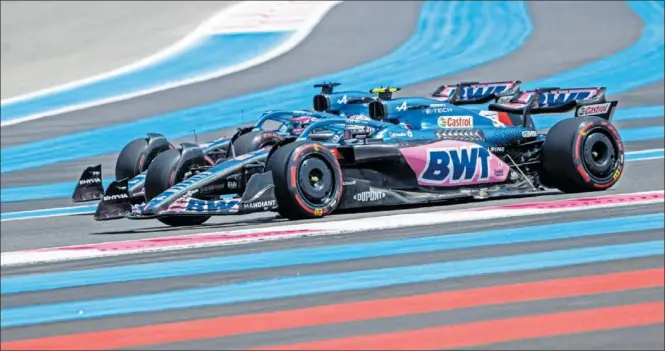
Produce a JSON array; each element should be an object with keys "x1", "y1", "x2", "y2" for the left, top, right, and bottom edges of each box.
[
  {"x1": 145, "y1": 148, "x2": 213, "y2": 227},
  {"x1": 265, "y1": 142, "x2": 344, "y2": 220},
  {"x1": 231, "y1": 131, "x2": 284, "y2": 156},
  {"x1": 115, "y1": 135, "x2": 173, "y2": 180},
  {"x1": 541, "y1": 116, "x2": 624, "y2": 193}
]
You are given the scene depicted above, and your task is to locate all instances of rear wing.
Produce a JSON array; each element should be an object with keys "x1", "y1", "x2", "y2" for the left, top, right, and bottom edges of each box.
[
  {"x1": 312, "y1": 82, "x2": 377, "y2": 113},
  {"x1": 432, "y1": 80, "x2": 521, "y2": 105},
  {"x1": 488, "y1": 87, "x2": 618, "y2": 127},
  {"x1": 314, "y1": 81, "x2": 341, "y2": 94},
  {"x1": 369, "y1": 86, "x2": 401, "y2": 100}
]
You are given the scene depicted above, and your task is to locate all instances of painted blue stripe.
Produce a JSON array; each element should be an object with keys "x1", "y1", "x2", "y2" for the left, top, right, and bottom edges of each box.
[
  {"x1": 522, "y1": 1, "x2": 664, "y2": 95},
  {"x1": 532, "y1": 105, "x2": 664, "y2": 129},
  {"x1": 0, "y1": 205, "x2": 97, "y2": 221},
  {"x1": 2, "y1": 1, "x2": 662, "y2": 173},
  {"x1": 0, "y1": 1, "x2": 534, "y2": 173},
  {"x1": 620, "y1": 125, "x2": 664, "y2": 142},
  {"x1": 1, "y1": 240, "x2": 661, "y2": 328},
  {"x1": 626, "y1": 149, "x2": 665, "y2": 160},
  {"x1": 2, "y1": 213, "x2": 662, "y2": 295},
  {"x1": 0, "y1": 32, "x2": 293, "y2": 123},
  {"x1": 0, "y1": 179, "x2": 114, "y2": 203}
]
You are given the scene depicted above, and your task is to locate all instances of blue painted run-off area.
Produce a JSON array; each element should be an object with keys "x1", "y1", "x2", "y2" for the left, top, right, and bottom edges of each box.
[
  {"x1": 2, "y1": 213, "x2": 661, "y2": 295},
  {"x1": 0, "y1": 0, "x2": 534, "y2": 173},
  {"x1": 1, "y1": 240, "x2": 662, "y2": 327},
  {"x1": 0, "y1": 32, "x2": 293, "y2": 123},
  {"x1": 1, "y1": 1, "x2": 662, "y2": 174},
  {"x1": 522, "y1": 1, "x2": 664, "y2": 94}
]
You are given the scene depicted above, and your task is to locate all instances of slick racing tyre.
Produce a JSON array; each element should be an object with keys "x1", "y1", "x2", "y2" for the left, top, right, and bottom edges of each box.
[
  {"x1": 266, "y1": 141, "x2": 344, "y2": 220},
  {"x1": 115, "y1": 133, "x2": 173, "y2": 180},
  {"x1": 541, "y1": 116, "x2": 624, "y2": 193},
  {"x1": 231, "y1": 131, "x2": 284, "y2": 156},
  {"x1": 144, "y1": 148, "x2": 214, "y2": 227}
]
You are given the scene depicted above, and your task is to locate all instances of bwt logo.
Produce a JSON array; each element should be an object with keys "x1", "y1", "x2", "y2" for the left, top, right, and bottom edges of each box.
[
  {"x1": 539, "y1": 90, "x2": 593, "y2": 105},
  {"x1": 419, "y1": 146, "x2": 491, "y2": 184},
  {"x1": 459, "y1": 84, "x2": 509, "y2": 99},
  {"x1": 186, "y1": 199, "x2": 239, "y2": 212}
]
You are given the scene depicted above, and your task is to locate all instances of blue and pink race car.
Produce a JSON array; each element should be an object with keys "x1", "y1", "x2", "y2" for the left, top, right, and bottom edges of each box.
[{"x1": 73, "y1": 81, "x2": 625, "y2": 227}]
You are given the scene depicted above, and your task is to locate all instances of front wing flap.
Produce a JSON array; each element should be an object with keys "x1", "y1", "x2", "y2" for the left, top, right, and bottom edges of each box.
[{"x1": 72, "y1": 164, "x2": 104, "y2": 202}]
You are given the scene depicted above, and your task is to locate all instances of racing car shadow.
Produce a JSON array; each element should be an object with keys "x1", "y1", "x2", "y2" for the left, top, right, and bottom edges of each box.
[
  {"x1": 332, "y1": 198, "x2": 478, "y2": 217},
  {"x1": 90, "y1": 215, "x2": 283, "y2": 235},
  {"x1": 90, "y1": 193, "x2": 555, "y2": 235}
]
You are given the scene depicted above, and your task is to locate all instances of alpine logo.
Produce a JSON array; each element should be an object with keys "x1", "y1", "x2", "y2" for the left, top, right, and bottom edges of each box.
[
  {"x1": 353, "y1": 190, "x2": 386, "y2": 202},
  {"x1": 396, "y1": 101, "x2": 408, "y2": 112},
  {"x1": 437, "y1": 116, "x2": 473, "y2": 128},
  {"x1": 478, "y1": 111, "x2": 506, "y2": 127},
  {"x1": 79, "y1": 178, "x2": 101, "y2": 185},
  {"x1": 577, "y1": 103, "x2": 611, "y2": 117},
  {"x1": 103, "y1": 193, "x2": 129, "y2": 201}
]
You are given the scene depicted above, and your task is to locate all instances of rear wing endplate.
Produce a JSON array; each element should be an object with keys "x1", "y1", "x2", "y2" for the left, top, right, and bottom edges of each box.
[{"x1": 488, "y1": 87, "x2": 618, "y2": 127}]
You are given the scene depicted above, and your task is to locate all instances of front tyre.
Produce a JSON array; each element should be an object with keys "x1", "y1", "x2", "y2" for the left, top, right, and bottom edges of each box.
[
  {"x1": 144, "y1": 148, "x2": 213, "y2": 226},
  {"x1": 265, "y1": 142, "x2": 344, "y2": 220},
  {"x1": 541, "y1": 117, "x2": 624, "y2": 193},
  {"x1": 115, "y1": 134, "x2": 173, "y2": 180},
  {"x1": 231, "y1": 130, "x2": 284, "y2": 156}
]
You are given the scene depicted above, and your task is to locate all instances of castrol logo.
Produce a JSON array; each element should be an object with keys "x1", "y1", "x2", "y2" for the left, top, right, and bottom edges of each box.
[
  {"x1": 578, "y1": 103, "x2": 610, "y2": 117},
  {"x1": 437, "y1": 116, "x2": 474, "y2": 128}
]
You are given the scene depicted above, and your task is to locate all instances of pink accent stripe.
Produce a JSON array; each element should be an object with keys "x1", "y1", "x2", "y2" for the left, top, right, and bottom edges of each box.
[
  {"x1": 32, "y1": 229, "x2": 320, "y2": 253},
  {"x1": 13, "y1": 191, "x2": 661, "y2": 260},
  {"x1": 477, "y1": 192, "x2": 664, "y2": 211}
]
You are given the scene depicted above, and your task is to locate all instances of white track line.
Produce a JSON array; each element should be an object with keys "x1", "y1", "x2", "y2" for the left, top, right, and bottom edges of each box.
[
  {"x1": 0, "y1": 1, "x2": 342, "y2": 127},
  {"x1": 2, "y1": 190, "x2": 662, "y2": 266}
]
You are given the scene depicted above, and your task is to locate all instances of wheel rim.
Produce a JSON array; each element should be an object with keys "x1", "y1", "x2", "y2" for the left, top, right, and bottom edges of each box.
[
  {"x1": 296, "y1": 156, "x2": 335, "y2": 206},
  {"x1": 582, "y1": 131, "x2": 617, "y2": 178}
]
